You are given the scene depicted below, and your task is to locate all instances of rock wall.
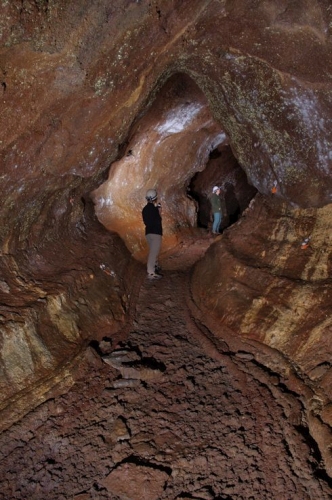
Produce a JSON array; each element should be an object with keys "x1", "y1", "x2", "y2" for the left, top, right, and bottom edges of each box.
[
  {"x1": 1, "y1": 0, "x2": 332, "y2": 472},
  {"x1": 191, "y1": 194, "x2": 332, "y2": 473}
]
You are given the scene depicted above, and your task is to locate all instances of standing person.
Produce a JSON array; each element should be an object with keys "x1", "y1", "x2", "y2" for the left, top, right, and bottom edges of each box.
[
  {"x1": 210, "y1": 185, "x2": 223, "y2": 235},
  {"x1": 142, "y1": 189, "x2": 163, "y2": 280}
]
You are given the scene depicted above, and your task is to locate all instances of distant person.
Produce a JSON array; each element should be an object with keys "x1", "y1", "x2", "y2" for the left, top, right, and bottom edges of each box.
[
  {"x1": 142, "y1": 189, "x2": 163, "y2": 280},
  {"x1": 209, "y1": 185, "x2": 223, "y2": 234}
]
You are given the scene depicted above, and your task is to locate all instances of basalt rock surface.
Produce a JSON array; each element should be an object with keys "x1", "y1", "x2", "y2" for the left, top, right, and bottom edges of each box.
[
  {"x1": 1, "y1": 0, "x2": 332, "y2": 492},
  {"x1": 1, "y1": 262, "x2": 332, "y2": 499}
]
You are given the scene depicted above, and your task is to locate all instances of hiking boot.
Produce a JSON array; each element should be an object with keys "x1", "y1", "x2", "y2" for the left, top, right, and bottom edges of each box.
[{"x1": 147, "y1": 273, "x2": 162, "y2": 280}]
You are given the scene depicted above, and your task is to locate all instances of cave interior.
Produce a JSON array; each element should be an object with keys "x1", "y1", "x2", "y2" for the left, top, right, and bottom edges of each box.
[{"x1": 1, "y1": 1, "x2": 332, "y2": 498}]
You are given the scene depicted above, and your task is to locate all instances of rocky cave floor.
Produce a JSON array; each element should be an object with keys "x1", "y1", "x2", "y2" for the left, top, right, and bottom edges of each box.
[{"x1": 1, "y1": 231, "x2": 332, "y2": 500}]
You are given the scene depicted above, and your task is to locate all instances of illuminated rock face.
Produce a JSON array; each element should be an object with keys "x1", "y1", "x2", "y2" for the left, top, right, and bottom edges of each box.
[
  {"x1": 92, "y1": 73, "x2": 256, "y2": 258},
  {"x1": 92, "y1": 74, "x2": 228, "y2": 258},
  {"x1": 1, "y1": 0, "x2": 332, "y2": 479}
]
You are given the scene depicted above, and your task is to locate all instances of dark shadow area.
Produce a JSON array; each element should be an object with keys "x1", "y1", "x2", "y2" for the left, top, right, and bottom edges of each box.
[{"x1": 188, "y1": 144, "x2": 257, "y2": 232}]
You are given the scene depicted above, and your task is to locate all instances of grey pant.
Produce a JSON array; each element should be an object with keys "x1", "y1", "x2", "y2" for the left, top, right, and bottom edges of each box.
[{"x1": 146, "y1": 233, "x2": 162, "y2": 274}]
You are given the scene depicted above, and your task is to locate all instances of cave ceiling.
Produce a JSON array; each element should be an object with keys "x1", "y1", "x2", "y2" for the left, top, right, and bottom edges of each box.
[{"x1": 1, "y1": 0, "x2": 332, "y2": 492}]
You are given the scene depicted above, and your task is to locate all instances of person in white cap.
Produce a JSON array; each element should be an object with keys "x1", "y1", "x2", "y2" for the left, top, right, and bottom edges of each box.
[
  {"x1": 210, "y1": 186, "x2": 223, "y2": 234},
  {"x1": 142, "y1": 189, "x2": 163, "y2": 280}
]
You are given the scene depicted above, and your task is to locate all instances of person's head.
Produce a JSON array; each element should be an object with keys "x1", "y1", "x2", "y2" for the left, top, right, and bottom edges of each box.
[
  {"x1": 145, "y1": 189, "x2": 158, "y2": 202},
  {"x1": 212, "y1": 186, "x2": 221, "y2": 194}
]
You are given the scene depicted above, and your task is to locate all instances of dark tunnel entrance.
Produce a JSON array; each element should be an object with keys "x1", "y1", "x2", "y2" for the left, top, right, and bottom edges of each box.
[{"x1": 188, "y1": 142, "x2": 257, "y2": 232}]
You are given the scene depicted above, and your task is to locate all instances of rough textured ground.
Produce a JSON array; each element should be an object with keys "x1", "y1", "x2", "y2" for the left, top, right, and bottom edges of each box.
[{"x1": 1, "y1": 234, "x2": 332, "y2": 500}]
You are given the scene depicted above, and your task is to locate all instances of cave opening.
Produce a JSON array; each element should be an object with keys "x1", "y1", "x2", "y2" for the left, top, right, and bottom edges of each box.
[
  {"x1": 187, "y1": 142, "x2": 257, "y2": 232},
  {"x1": 92, "y1": 72, "x2": 257, "y2": 258}
]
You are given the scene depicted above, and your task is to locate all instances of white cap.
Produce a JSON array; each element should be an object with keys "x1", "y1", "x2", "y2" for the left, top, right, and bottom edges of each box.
[{"x1": 212, "y1": 186, "x2": 220, "y2": 193}]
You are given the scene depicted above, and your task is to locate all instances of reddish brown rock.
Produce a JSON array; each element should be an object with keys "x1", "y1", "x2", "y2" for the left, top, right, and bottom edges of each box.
[
  {"x1": 1, "y1": 267, "x2": 331, "y2": 499},
  {"x1": 0, "y1": 0, "x2": 332, "y2": 490},
  {"x1": 101, "y1": 463, "x2": 169, "y2": 500},
  {"x1": 191, "y1": 194, "x2": 332, "y2": 472}
]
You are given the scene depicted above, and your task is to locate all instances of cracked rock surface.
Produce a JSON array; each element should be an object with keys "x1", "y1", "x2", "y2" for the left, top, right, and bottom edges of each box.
[{"x1": 1, "y1": 252, "x2": 331, "y2": 499}]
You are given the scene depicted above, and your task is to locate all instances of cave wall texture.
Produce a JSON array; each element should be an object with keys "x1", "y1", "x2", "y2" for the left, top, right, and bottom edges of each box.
[{"x1": 1, "y1": 0, "x2": 332, "y2": 480}]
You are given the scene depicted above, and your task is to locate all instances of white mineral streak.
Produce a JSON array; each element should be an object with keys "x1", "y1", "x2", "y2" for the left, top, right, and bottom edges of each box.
[{"x1": 156, "y1": 103, "x2": 204, "y2": 135}]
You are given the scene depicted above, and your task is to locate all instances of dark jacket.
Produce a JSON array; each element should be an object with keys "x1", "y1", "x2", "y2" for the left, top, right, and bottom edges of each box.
[
  {"x1": 210, "y1": 193, "x2": 222, "y2": 213},
  {"x1": 142, "y1": 202, "x2": 163, "y2": 235}
]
